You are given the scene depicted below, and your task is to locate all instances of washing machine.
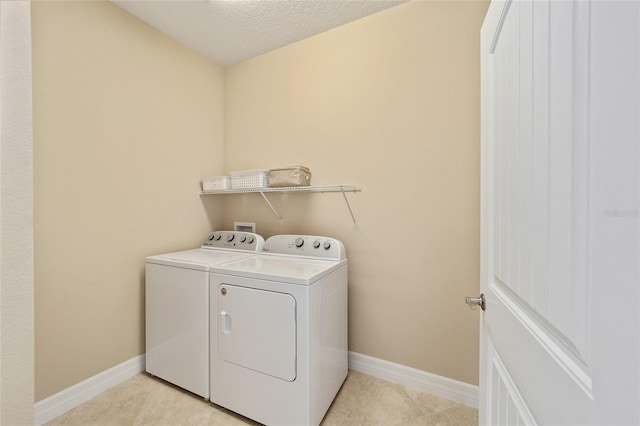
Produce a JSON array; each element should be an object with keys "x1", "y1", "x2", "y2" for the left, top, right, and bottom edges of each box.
[
  {"x1": 209, "y1": 234, "x2": 348, "y2": 426},
  {"x1": 145, "y1": 231, "x2": 264, "y2": 398}
]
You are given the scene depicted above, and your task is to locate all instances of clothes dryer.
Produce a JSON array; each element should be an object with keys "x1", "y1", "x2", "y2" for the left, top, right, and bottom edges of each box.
[
  {"x1": 209, "y1": 235, "x2": 348, "y2": 426},
  {"x1": 145, "y1": 231, "x2": 264, "y2": 398}
]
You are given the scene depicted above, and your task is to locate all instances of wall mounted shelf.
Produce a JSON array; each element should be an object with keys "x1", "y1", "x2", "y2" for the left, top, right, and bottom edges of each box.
[{"x1": 199, "y1": 184, "x2": 361, "y2": 227}]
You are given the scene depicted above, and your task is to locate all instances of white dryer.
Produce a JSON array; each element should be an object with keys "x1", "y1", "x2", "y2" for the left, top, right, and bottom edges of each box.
[
  {"x1": 209, "y1": 234, "x2": 348, "y2": 426},
  {"x1": 145, "y1": 231, "x2": 264, "y2": 398}
]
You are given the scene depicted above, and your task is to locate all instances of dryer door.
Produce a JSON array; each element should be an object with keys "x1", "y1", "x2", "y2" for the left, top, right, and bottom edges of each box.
[{"x1": 217, "y1": 284, "x2": 297, "y2": 381}]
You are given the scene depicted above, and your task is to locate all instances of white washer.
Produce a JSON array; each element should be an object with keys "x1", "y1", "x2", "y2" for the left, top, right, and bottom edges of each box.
[
  {"x1": 209, "y1": 234, "x2": 348, "y2": 426},
  {"x1": 145, "y1": 231, "x2": 264, "y2": 398}
]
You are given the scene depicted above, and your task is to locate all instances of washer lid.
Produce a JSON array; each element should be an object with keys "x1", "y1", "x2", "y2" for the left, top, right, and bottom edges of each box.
[
  {"x1": 209, "y1": 255, "x2": 346, "y2": 285},
  {"x1": 146, "y1": 249, "x2": 258, "y2": 270}
]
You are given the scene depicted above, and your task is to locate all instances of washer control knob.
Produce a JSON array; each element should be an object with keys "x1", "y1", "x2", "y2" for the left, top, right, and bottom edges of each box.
[
  {"x1": 208, "y1": 234, "x2": 215, "y2": 241},
  {"x1": 313, "y1": 240, "x2": 321, "y2": 249},
  {"x1": 247, "y1": 236, "x2": 255, "y2": 244},
  {"x1": 295, "y1": 237, "x2": 304, "y2": 248},
  {"x1": 227, "y1": 234, "x2": 235, "y2": 242},
  {"x1": 323, "y1": 241, "x2": 331, "y2": 250},
  {"x1": 241, "y1": 236, "x2": 247, "y2": 243},
  {"x1": 215, "y1": 234, "x2": 222, "y2": 241}
]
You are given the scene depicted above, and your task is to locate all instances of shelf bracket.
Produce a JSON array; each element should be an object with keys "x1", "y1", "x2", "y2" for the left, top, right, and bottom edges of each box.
[
  {"x1": 259, "y1": 191, "x2": 283, "y2": 224},
  {"x1": 340, "y1": 186, "x2": 358, "y2": 228}
]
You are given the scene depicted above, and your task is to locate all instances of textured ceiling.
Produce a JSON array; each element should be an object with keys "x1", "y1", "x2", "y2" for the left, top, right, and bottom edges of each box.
[{"x1": 112, "y1": 0, "x2": 407, "y2": 67}]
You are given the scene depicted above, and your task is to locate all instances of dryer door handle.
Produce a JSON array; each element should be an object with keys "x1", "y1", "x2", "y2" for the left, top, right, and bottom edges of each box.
[{"x1": 221, "y1": 311, "x2": 231, "y2": 335}]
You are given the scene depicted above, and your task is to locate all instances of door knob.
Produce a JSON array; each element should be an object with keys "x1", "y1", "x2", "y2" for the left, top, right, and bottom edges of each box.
[{"x1": 465, "y1": 293, "x2": 486, "y2": 311}]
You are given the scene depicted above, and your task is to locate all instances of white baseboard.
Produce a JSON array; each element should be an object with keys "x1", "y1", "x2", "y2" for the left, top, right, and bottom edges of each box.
[
  {"x1": 34, "y1": 351, "x2": 476, "y2": 425},
  {"x1": 348, "y1": 351, "x2": 479, "y2": 408},
  {"x1": 34, "y1": 354, "x2": 145, "y2": 426}
]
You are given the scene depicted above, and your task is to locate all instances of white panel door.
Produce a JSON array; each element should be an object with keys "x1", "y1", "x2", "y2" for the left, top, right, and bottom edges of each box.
[
  {"x1": 217, "y1": 284, "x2": 297, "y2": 381},
  {"x1": 480, "y1": 0, "x2": 640, "y2": 424}
]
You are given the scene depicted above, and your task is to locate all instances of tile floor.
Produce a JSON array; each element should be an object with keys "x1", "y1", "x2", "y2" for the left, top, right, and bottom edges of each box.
[{"x1": 45, "y1": 370, "x2": 478, "y2": 426}]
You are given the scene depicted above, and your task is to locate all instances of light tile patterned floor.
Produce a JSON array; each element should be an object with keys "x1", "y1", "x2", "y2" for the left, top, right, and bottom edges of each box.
[{"x1": 45, "y1": 370, "x2": 478, "y2": 425}]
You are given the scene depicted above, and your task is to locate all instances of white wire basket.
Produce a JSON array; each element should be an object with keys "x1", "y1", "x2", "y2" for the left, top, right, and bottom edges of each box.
[
  {"x1": 202, "y1": 176, "x2": 231, "y2": 191},
  {"x1": 230, "y1": 170, "x2": 269, "y2": 189}
]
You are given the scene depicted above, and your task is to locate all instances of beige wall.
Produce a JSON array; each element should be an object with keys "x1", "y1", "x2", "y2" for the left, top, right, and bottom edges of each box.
[
  {"x1": 32, "y1": 1, "x2": 225, "y2": 401},
  {"x1": 32, "y1": 0, "x2": 487, "y2": 403},
  {"x1": 223, "y1": 1, "x2": 488, "y2": 385}
]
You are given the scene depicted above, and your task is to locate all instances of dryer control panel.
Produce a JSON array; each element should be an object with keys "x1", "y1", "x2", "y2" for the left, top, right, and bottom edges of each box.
[
  {"x1": 202, "y1": 231, "x2": 265, "y2": 252},
  {"x1": 262, "y1": 235, "x2": 345, "y2": 261}
]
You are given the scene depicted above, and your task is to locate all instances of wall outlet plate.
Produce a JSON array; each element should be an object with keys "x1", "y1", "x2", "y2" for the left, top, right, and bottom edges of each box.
[{"x1": 234, "y1": 222, "x2": 256, "y2": 233}]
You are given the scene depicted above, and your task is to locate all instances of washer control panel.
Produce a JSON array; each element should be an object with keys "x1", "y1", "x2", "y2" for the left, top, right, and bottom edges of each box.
[
  {"x1": 263, "y1": 235, "x2": 345, "y2": 261},
  {"x1": 202, "y1": 231, "x2": 264, "y2": 252}
]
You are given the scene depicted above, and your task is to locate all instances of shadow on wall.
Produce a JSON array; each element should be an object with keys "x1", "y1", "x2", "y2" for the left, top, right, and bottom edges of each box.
[
  {"x1": 200, "y1": 196, "x2": 225, "y2": 233},
  {"x1": 222, "y1": 193, "x2": 318, "y2": 236}
]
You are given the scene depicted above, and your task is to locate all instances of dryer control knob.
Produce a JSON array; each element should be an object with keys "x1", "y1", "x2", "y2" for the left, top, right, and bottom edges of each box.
[
  {"x1": 323, "y1": 241, "x2": 331, "y2": 250},
  {"x1": 215, "y1": 234, "x2": 222, "y2": 241},
  {"x1": 227, "y1": 234, "x2": 235, "y2": 242},
  {"x1": 241, "y1": 236, "x2": 247, "y2": 243},
  {"x1": 295, "y1": 237, "x2": 304, "y2": 248},
  {"x1": 247, "y1": 236, "x2": 255, "y2": 244},
  {"x1": 313, "y1": 241, "x2": 321, "y2": 249}
]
